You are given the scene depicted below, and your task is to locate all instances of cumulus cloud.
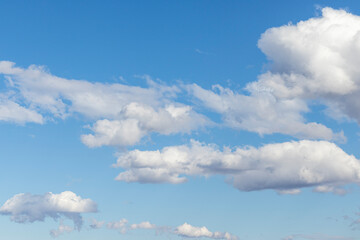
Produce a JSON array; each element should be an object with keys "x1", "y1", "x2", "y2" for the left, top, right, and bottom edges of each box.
[
  {"x1": 0, "y1": 191, "x2": 97, "y2": 230},
  {"x1": 251, "y1": 7, "x2": 360, "y2": 123},
  {"x1": 174, "y1": 223, "x2": 238, "y2": 240},
  {"x1": 113, "y1": 140, "x2": 360, "y2": 194},
  {"x1": 187, "y1": 8, "x2": 360, "y2": 140},
  {"x1": 0, "y1": 62, "x2": 209, "y2": 146}
]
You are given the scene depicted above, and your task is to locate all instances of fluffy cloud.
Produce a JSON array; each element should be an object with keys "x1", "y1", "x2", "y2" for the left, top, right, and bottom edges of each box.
[
  {"x1": 251, "y1": 8, "x2": 360, "y2": 123},
  {"x1": 113, "y1": 140, "x2": 360, "y2": 194},
  {"x1": 174, "y1": 223, "x2": 238, "y2": 240},
  {"x1": 0, "y1": 191, "x2": 97, "y2": 230},
  {"x1": 0, "y1": 61, "x2": 209, "y2": 146},
  {"x1": 187, "y1": 8, "x2": 360, "y2": 140}
]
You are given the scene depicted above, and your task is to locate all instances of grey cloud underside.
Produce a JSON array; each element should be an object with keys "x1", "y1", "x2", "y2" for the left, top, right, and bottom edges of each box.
[{"x1": 114, "y1": 140, "x2": 360, "y2": 194}]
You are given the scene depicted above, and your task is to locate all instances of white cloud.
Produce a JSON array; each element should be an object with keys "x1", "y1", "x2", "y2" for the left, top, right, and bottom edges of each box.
[
  {"x1": 174, "y1": 223, "x2": 238, "y2": 240},
  {"x1": 0, "y1": 62, "x2": 176, "y2": 119},
  {"x1": 0, "y1": 191, "x2": 97, "y2": 230},
  {"x1": 130, "y1": 221, "x2": 157, "y2": 230},
  {"x1": 81, "y1": 103, "x2": 208, "y2": 148},
  {"x1": 251, "y1": 7, "x2": 360, "y2": 123},
  {"x1": 0, "y1": 95, "x2": 43, "y2": 124},
  {"x1": 187, "y1": 8, "x2": 360, "y2": 140},
  {"x1": 113, "y1": 140, "x2": 360, "y2": 194}
]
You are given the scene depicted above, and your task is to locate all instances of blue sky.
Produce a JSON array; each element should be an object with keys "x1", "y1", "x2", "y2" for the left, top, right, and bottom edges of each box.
[{"x1": 1, "y1": 1, "x2": 360, "y2": 240}]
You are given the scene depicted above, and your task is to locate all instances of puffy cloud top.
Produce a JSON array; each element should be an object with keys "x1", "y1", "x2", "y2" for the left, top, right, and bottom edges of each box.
[{"x1": 252, "y1": 7, "x2": 360, "y2": 122}]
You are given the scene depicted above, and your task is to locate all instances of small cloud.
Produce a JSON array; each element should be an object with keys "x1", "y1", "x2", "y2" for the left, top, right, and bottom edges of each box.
[{"x1": 174, "y1": 222, "x2": 238, "y2": 240}]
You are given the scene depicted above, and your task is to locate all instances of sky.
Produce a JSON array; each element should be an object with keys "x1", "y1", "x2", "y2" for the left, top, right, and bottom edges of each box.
[{"x1": 2, "y1": 1, "x2": 360, "y2": 240}]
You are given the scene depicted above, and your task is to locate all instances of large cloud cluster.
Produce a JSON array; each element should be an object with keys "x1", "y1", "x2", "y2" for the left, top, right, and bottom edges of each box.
[
  {"x1": 187, "y1": 8, "x2": 360, "y2": 140},
  {"x1": 0, "y1": 6, "x2": 359, "y2": 204}
]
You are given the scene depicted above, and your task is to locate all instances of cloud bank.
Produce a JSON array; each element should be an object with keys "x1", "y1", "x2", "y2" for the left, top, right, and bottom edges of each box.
[
  {"x1": 99, "y1": 219, "x2": 238, "y2": 240},
  {"x1": 114, "y1": 140, "x2": 360, "y2": 194}
]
